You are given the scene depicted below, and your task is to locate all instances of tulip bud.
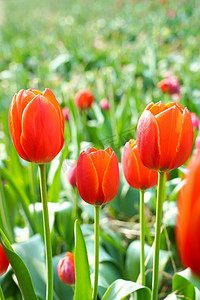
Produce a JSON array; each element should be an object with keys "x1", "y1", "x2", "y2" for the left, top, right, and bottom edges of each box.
[
  {"x1": 9, "y1": 88, "x2": 64, "y2": 164},
  {"x1": 67, "y1": 163, "x2": 77, "y2": 188},
  {"x1": 75, "y1": 90, "x2": 94, "y2": 110},
  {"x1": 76, "y1": 147, "x2": 119, "y2": 206},
  {"x1": 0, "y1": 245, "x2": 9, "y2": 276},
  {"x1": 191, "y1": 112, "x2": 199, "y2": 131},
  {"x1": 158, "y1": 76, "x2": 180, "y2": 95},
  {"x1": 62, "y1": 107, "x2": 70, "y2": 122},
  {"x1": 57, "y1": 252, "x2": 75, "y2": 285},
  {"x1": 121, "y1": 140, "x2": 158, "y2": 190},
  {"x1": 195, "y1": 134, "x2": 200, "y2": 149},
  {"x1": 99, "y1": 98, "x2": 110, "y2": 111},
  {"x1": 137, "y1": 101, "x2": 193, "y2": 172}
]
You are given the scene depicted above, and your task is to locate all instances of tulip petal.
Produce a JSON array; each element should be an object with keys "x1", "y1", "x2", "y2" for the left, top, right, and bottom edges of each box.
[
  {"x1": 9, "y1": 90, "x2": 35, "y2": 161},
  {"x1": 76, "y1": 152, "x2": 99, "y2": 205},
  {"x1": 169, "y1": 108, "x2": 193, "y2": 170},
  {"x1": 20, "y1": 95, "x2": 63, "y2": 163},
  {"x1": 90, "y1": 150, "x2": 111, "y2": 204},
  {"x1": 155, "y1": 105, "x2": 183, "y2": 171},
  {"x1": 137, "y1": 110, "x2": 160, "y2": 170},
  {"x1": 122, "y1": 141, "x2": 141, "y2": 189},
  {"x1": 102, "y1": 151, "x2": 119, "y2": 204},
  {"x1": 42, "y1": 88, "x2": 65, "y2": 135}
]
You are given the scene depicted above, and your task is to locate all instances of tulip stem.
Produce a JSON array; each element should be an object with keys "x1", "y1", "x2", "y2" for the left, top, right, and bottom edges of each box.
[
  {"x1": 140, "y1": 189, "x2": 145, "y2": 286},
  {"x1": 39, "y1": 164, "x2": 53, "y2": 300},
  {"x1": 92, "y1": 205, "x2": 100, "y2": 300},
  {"x1": 0, "y1": 284, "x2": 5, "y2": 300},
  {"x1": 151, "y1": 171, "x2": 165, "y2": 300}
]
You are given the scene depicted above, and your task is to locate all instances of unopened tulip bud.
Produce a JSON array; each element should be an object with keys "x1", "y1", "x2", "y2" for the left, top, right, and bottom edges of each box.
[
  {"x1": 62, "y1": 107, "x2": 70, "y2": 122},
  {"x1": 68, "y1": 163, "x2": 77, "y2": 188},
  {"x1": 191, "y1": 112, "x2": 199, "y2": 131},
  {"x1": 75, "y1": 90, "x2": 94, "y2": 110},
  {"x1": 99, "y1": 98, "x2": 110, "y2": 111},
  {"x1": 57, "y1": 252, "x2": 75, "y2": 285}
]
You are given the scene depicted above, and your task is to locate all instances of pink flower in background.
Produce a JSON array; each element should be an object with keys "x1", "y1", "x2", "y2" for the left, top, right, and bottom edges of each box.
[
  {"x1": 191, "y1": 112, "x2": 199, "y2": 131},
  {"x1": 99, "y1": 98, "x2": 110, "y2": 110},
  {"x1": 158, "y1": 76, "x2": 180, "y2": 95},
  {"x1": 57, "y1": 252, "x2": 75, "y2": 285},
  {"x1": 195, "y1": 134, "x2": 200, "y2": 150},
  {"x1": 62, "y1": 107, "x2": 70, "y2": 122},
  {"x1": 67, "y1": 163, "x2": 77, "y2": 188}
]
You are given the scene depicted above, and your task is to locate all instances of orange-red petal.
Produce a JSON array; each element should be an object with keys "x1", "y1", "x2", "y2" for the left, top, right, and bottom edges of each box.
[
  {"x1": 20, "y1": 95, "x2": 63, "y2": 163},
  {"x1": 76, "y1": 151, "x2": 99, "y2": 205}
]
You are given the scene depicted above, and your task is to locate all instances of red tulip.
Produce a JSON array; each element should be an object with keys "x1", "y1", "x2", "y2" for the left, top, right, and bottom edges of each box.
[
  {"x1": 157, "y1": 77, "x2": 180, "y2": 95},
  {"x1": 0, "y1": 245, "x2": 9, "y2": 276},
  {"x1": 57, "y1": 252, "x2": 75, "y2": 285},
  {"x1": 137, "y1": 101, "x2": 193, "y2": 172},
  {"x1": 9, "y1": 88, "x2": 64, "y2": 164},
  {"x1": 99, "y1": 98, "x2": 110, "y2": 111},
  {"x1": 75, "y1": 90, "x2": 94, "y2": 110},
  {"x1": 176, "y1": 150, "x2": 200, "y2": 277},
  {"x1": 62, "y1": 107, "x2": 70, "y2": 122},
  {"x1": 191, "y1": 112, "x2": 199, "y2": 131},
  {"x1": 68, "y1": 163, "x2": 77, "y2": 188},
  {"x1": 76, "y1": 147, "x2": 119, "y2": 206},
  {"x1": 122, "y1": 140, "x2": 158, "y2": 190}
]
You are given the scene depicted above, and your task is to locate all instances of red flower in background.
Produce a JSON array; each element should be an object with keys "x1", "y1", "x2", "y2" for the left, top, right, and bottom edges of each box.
[
  {"x1": 176, "y1": 150, "x2": 200, "y2": 277},
  {"x1": 137, "y1": 101, "x2": 193, "y2": 172},
  {"x1": 76, "y1": 147, "x2": 119, "y2": 206},
  {"x1": 0, "y1": 245, "x2": 9, "y2": 276},
  {"x1": 122, "y1": 140, "x2": 158, "y2": 190},
  {"x1": 75, "y1": 90, "x2": 94, "y2": 110},
  {"x1": 57, "y1": 252, "x2": 75, "y2": 285},
  {"x1": 158, "y1": 76, "x2": 180, "y2": 95},
  {"x1": 9, "y1": 88, "x2": 64, "y2": 164}
]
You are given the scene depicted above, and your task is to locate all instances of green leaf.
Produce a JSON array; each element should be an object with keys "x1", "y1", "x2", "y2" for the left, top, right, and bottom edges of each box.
[
  {"x1": 173, "y1": 268, "x2": 200, "y2": 299},
  {"x1": 74, "y1": 220, "x2": 92, "y2": 300},
  {"x1": 0, "y1": 229, "x2": 38, "y2": 300},
  {"x1": 102, "y1": 279, "x2": 151, "y2": 300}
]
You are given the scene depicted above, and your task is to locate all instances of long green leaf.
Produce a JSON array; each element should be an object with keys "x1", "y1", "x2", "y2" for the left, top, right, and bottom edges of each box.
[
  {"x1": 0, "y1": 229, "x2": 38, "y2": 300},
  {"x1": 102, "y1": 279, "x2": 151, "y2": 300},
  {"x1": 74, "y1": 220, "x2": 92, "y2": 300},
  {"x1": 0, "y1": 167, "x2": 37, "y2": 234}
]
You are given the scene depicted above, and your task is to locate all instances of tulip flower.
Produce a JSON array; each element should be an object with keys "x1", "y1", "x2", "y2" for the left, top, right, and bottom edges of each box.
[
  {"x1": 157, "y1": 76, "x2": 180, "y2": 95},
  {"x1": 99, "y1": 98, "x2": 110, "y2": 111},
  {"x1": 75, "y1": 90, "x2": 94, "y2": 110},
  {"x1": 137, "y1": 101, "x2": 193, "y2": 300},
  {"x1": 62, "y1": 107, "x2": 70, "y2": 122},
  {"x1": 9, "y1": 88, "x2": 64, "y2": 164},
  {"x1": 137, "y1": 101, "x2": 193, "y2": 172},
  {"x1": 176, "y1": 150, "x2": 200, "y2": 277},
  {"x1": 122, "y1": 139, "x2": 158, "y2": 286},
  {"x1": 57, "y1": 252, "x2": 75, "y2": 285},
  {"x1": 77, "y1": 147, "x2": 119, "y2": 300},
  {"x1": 191, "y1": 112, "x2": 199, "y2": 131},
  {"x1": 122, "y1": 139, "x2": 158, "y2": 190},
  {"x1": 0, "y1": 245, "x2": 9, "y2": 276},
  {"x1": 76, "y1": 147, "x2": 119, "y2": 206}
]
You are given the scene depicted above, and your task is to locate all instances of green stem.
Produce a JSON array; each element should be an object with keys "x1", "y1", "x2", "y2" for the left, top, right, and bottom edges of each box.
[
  {"x1": 92, "y1": 205, "x2": 100, "y2": 300},
  {"x1": 0, "y1": 284, "x2": 5, "y2": 300},
  {"x1": 38, "y1": 164, "x2": 53, "y2": 300},
  {"x1": 151, "y1": 171, "x2": 165, "y2": 300},
  {"x1": 140, "y1": 189, "x2": 145, "y2": 286}
]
